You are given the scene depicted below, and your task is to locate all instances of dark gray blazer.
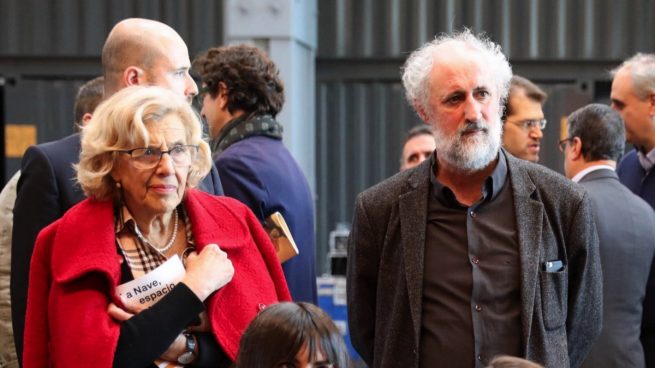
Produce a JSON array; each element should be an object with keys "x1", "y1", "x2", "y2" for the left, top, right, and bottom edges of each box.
[
  {"x1": 347, "y1": 152, "x2": 602, "y2": 368},
  {"x1": 579, "y1": 168, "x2": 655, "y2": 368}
]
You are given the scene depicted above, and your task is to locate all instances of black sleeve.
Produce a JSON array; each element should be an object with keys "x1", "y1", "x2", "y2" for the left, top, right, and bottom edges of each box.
[
  {"x1": 191, "y1": 332, "x2": 232, "y2": 368},
  {"x1": 11, "y1": 146, "x2": 63, "y2": 365},
  {"x1": 113, "y1": 283, "x2": 212, "y2": 368}
]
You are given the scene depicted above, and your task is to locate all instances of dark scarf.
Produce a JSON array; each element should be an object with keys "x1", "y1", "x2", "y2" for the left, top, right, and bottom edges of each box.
[{"x1": 210, "y1": 114, "x2": 283, "y2": 158}]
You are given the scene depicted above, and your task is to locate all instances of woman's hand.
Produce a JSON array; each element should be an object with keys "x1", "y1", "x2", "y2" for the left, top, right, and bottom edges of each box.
[
  {"x1": 107, "y1": 302, "x2": 134, "y2": 322},
  {"x1": 159, "y1": 334, "x2": 187, "y2": 362},
  {"x1": 182, "y1": 243, "x2": 234, "y2": 301}
]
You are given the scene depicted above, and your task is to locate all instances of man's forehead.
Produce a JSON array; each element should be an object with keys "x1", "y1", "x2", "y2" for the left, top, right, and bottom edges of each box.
[{"x1": 431, "y1": 58, "x2": 495, "y2": 93}]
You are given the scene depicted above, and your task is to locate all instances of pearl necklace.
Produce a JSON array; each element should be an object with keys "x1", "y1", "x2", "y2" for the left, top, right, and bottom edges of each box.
[{"x1": 133, "y1": 208, "x2": 179, "y2": 253}]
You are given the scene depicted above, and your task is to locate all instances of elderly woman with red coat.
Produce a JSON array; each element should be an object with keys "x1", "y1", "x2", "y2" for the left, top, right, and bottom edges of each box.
[{"x1": 22, "y1": 86, "x2": 291, "y2": 368}]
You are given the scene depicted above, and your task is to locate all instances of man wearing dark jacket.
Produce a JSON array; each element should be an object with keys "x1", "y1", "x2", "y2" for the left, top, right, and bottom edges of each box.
[
  {"x1": 563, "y1": 103, "x2": 655, "y2": 368},
  {"x1": 347, "y1": 30, "x2": 602, "y2": 368},
  {"x1": 194, "y1": 44, "x2": 317, "y2": 303}
]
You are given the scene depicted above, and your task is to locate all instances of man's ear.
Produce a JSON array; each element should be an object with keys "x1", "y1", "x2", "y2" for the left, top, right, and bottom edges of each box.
[
  {"x1": 649, "y1": 91, "x2": 655, "y2": 116},
  {"x1": 123, "y1": 66, "x2": 145, "y2": 87},
  {"x1": 217, "y1": 82, "x2": 229, "y2": 110},
  {"x1": 414, "y1": 101, "x2": 430, "y2": 123},
  {"x1": 81, "y1": 113, "x2": 93, "y2": 127},
  {"x1": 571, "y1": 137, "x2": 583, "y2": 161}
]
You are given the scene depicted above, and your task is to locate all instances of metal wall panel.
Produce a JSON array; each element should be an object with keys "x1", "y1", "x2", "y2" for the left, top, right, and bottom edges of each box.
[
  {"x1": 0, "y1": 1, "x2": 226, "y2": 182},
  {"x1": 317, "y1": 0, "x2": 655, "y2": 59},
  {"x1": 0, "y1": 0, "x2": 224, "y2": 57},
  {"x1": 316, "y1": 81, "x2": 423, "y2": 271}
]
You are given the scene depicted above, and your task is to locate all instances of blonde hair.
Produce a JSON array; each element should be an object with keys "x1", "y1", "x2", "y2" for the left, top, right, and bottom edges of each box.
[{"x1": 76, "y1": 86, "x2": 212, "y2": 200}]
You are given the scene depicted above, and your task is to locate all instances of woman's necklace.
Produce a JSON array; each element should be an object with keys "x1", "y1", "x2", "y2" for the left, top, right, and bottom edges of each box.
[{"x1": 133, "y1": 208, "x2": 179, "y2": 253}]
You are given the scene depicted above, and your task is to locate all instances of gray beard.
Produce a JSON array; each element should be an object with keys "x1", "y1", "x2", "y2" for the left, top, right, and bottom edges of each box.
[{"x1": 433, "y1": 118, "x2": 502, "y2": 172}]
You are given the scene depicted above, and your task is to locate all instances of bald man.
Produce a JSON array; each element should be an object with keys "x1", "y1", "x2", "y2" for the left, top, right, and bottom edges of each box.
[
  {"x1": 10, "y1": 18, "x2": 223, "y2": 365},
  {"x1": 102, "y1": 18, "x2": 199, "y2": 102}
]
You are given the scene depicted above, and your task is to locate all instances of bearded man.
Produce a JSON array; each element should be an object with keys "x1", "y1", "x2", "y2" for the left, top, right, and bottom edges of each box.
[{"x1": 346, "y1": 30, "x2": 602, "y2": 368}]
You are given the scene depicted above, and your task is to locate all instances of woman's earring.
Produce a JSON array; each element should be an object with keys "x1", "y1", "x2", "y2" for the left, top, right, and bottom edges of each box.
[{"x1": 116, "y1": 182, "x2": 122, "y2": 189}]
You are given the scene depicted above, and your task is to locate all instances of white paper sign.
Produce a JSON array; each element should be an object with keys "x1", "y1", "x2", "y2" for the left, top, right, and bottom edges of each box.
[{"x1": 116, "y1": 255, "x2": 186, "y2": 312}]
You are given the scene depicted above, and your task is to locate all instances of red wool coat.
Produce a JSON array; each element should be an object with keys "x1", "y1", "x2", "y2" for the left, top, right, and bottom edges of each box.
[{"x1": 23, "y1": 189, "x2": 291, "y2": 367}]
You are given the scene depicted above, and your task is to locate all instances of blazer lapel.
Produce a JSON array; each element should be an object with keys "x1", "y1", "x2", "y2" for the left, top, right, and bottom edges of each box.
[
  {"x1": 506, "y1": 156, "x2": 543, "y2": 347},
  {"x1": 399, "y1": 162, "x2": 430, "y2": 349}
]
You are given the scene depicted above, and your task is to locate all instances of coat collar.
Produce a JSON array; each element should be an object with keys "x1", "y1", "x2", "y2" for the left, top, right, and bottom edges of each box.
[
  {"x1": 400, "y1": 152, "x2": 546, "y2": 349},
  {"x1": 505, "y1": 154, "x2": 543, "y2": 343},
  {"x1": 400, "y1": 158, "x2": 431, "y2": 349},
  {"x1": 50, "y1": 190, "x2": 216, "y2": 288}
]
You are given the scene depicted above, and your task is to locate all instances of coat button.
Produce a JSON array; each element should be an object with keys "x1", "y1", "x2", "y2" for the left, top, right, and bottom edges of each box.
[{"x1": 475, "y1": 304, "x2": 482, "y2": 312}]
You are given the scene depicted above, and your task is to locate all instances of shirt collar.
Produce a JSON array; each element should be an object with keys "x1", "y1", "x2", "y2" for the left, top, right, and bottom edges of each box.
[
  {"x1": 115, "y1": 204, "x2": 136, "y2": 233},
  {"x1": 638, "y1": 147, "x2": 655, "y2": 172},
  {"x1": 571, "y1": 164, "x2": 616, "y2": 183},
  {"x1": 430, "y1": 149, "x2": 508, "y2": 208}
]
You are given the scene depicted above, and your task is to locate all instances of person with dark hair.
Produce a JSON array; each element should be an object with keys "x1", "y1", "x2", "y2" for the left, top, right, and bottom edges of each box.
[
  {"x1": 73, "y1": 76, "x2": 104, "y2": 131},
  {"x1": 194, "y1": 44, "x2": 317, "y2": 303},
  {"x1": 237, "y1": 302, "x2": 351, "y2": 368},
  {"x1": 348, "y1": 30, "x2": 601, "y2": 368},
  {"x1": 561, "y1": 103, "x2": 655, "y2": 368},
  {"x1": 10, "y1": 18, "x2": 225, "y2": 366},
  {"x1": 501, "y1": 75, "x2": 548, "y2": 162},
  {"x1": 400, "y1": 125, "x2": 436, "y2": 171}
]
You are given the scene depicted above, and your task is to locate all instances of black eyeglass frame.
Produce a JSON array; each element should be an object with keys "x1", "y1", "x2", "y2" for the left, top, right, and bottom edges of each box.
[
  {"x1": 114, "y1": 145, "x2": 199, "y2": 169},
  {"x1": 557, "y1": 137, "x2": 574, "y2": 152}
]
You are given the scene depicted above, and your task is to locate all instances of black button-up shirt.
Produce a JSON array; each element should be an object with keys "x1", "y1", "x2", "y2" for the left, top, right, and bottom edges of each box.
[{"x1": 419, "y1": 150, "x2": 522, "y2": 368}]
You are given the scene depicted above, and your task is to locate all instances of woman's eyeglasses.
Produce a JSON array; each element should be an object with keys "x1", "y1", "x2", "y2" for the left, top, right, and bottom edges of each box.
[{"x1": 114, "y1": 145, "x2": 199, "y2": 170}]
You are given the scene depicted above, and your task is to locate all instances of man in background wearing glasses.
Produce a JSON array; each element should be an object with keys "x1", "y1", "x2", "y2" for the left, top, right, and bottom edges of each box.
[
  {"x1": 501, "y1": 75, "x2": 548, "y2": 163},
  {"x1": 560, "y1": 103, "x2": 655, "y2": 368}
]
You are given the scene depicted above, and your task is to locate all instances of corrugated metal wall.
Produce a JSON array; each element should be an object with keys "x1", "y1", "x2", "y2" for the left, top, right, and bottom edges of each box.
[
  {"x1": 0, "y1": 0, "x2": 224, "y2": 57},
  {"x1": 317, "y1": 0, "x2": 655, "y2": 59},
  {"x1": 0, "y1": 0, "x2": 225, "y2": 179},
  {"x1": 315, "y1": 0, "x2": 655, "y2": 273}
]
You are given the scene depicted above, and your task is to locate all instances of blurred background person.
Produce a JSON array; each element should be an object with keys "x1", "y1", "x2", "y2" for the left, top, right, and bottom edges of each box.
[
  {"x1": 400, "y1": 125, "x2": 436, "y2": 171},
  {"x1": 194, "y1": 44, "x2": 317, "y2": 303},
  {"x1": 237, "y1": 302, "x2": 351, "y2": 368},
  {"x1": 501, "y1": 75, "x2": 548, "y2": 163},
  {"x1": 562, "y1": 103, "x2": 655, "y2": 368},
  {"x1": 0, "y1": 75, "x2": 103, "y2": 368},
  {"x1": 23, "y1": 86, "x2": 290, "y2": 368}
]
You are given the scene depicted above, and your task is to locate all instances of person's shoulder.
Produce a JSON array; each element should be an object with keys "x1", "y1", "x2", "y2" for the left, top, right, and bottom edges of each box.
[
  {"x1": 616, "y1": 149, "x2": 640, "y2": 173},
  {"x1": 24, "y1": 134, "x2": 80, "y2": 164},
  {"x1": 358, "y1": 163, "x2": 427, "y2": 204},
  {"x1": 186, "y1": 189, "x2": 251, "y2": 214},
  {"x1": 507, "y1": 155, "x2": 586, "y2": 200}
]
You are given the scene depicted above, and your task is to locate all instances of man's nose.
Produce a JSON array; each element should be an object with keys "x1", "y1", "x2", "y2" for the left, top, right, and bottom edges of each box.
[
  {"x1": 463, "y1": 97, "x2": 482, "y2": 121},
  {"x1": 530, "y1": 126, "x2": 543, "y2": 139},
  {"x1": 186, "y1": 74, "x2": 199, "y2": 99}
]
